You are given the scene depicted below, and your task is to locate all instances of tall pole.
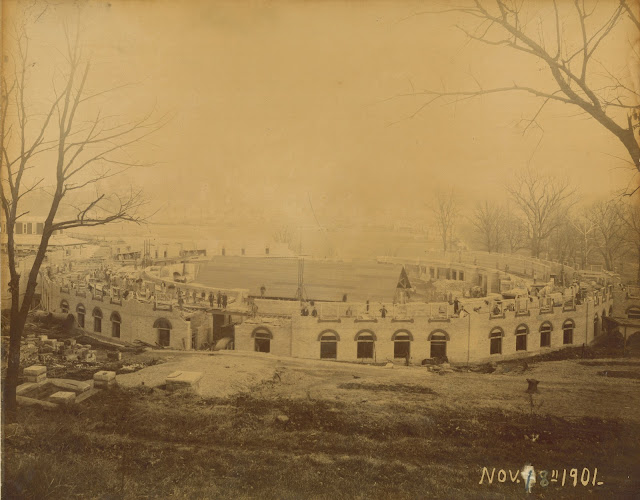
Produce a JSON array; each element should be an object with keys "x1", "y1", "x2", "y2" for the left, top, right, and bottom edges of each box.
[{"x1": 464, "y1": 307, "x2": 471, "y2": 367}]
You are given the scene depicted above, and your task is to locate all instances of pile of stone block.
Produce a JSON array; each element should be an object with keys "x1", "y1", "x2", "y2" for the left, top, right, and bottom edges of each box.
[
  {"x1": 30, "y1": 335, "x2": 98, "y2": 363},
  {"x1": 93, "y1": 370, "x2": 117, "y2": 389}
]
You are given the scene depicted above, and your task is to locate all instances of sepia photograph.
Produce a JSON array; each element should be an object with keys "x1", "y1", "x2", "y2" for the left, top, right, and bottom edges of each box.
[{"x1": 1, "y1": 0, "x2": 640, "y2": 498}]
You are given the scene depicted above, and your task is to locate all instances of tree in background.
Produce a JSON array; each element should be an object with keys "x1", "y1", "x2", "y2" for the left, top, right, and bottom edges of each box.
[
  {"x1": 430, "y1": 190, "x2": 459, "y2": 252},
  {"x1": 548, "y1": 216, "x2": 579, "y2": 265},
  {"x1": 1, "y1": 16, "x2": 162, "y2": 420},
  {"x1": 506, "y1": 167, "x2": 576, "y2": 258},
  {"x1": 620, "y1": 200, "x2": 640, "y2": 283},
  {"x1": 470, "y1": 200, "x2": 504, "y2": 253},
  {"x1": 409, "y1": 0, "x2": 640, "y2": 171},
  {"x1": 502, "y1": 208, "x2": 528, "y2": 254},
  {"x1": 570, "y1": 215, "x2": 597, "y2": 270},
  {"x1": 589, "y1": 199, "x2": 628, "y2": 271}
]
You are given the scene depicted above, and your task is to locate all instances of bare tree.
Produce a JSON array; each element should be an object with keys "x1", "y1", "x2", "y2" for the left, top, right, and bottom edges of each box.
[
  {"x1": 549, "y1": 216, "x2": 579, "y2": 265},
  {"x1": 404, "y1": 0, "x2": 640, "y2": 170},
  {"x1": 502, "y1": 208, "x2": 527, "y2": 254},
  {"x1": 1, "y1": 21, "x2": 162, "y2": 419},
  {"x1": 430, "y1": 190, "x2": 459, "y2": 252},
  {"x1": 470, "y1": 200, "x2": 503, "y2": 253},
  {"x1": 570, "y1": 214, "x2": 597, "y2": 269},
  {"x1": 506, "y1": 167, "x2": 576, "y2": 258},
  {"x1": 589, "y1": 199, "x2": 628, "y2": 271},
  {"x1": 620, "y1": 200, "x2": 640, "y2": 282}
]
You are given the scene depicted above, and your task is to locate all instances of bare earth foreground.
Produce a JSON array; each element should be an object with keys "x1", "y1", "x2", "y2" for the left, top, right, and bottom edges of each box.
[{"x1": 3, "y1": 351, "x2": 640, "y2": 499}]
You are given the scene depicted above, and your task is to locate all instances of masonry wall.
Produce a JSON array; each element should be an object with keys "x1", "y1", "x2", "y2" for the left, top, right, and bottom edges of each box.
[
  {"x1": 233, "y1": 296, "x2": 613, "y2": 365},
  {"x1": 234, "y1": 316, "x2": 293, "y2": 356},
  {"x1": 42, "y1": 277, "x2": 191, "y2": 349}
]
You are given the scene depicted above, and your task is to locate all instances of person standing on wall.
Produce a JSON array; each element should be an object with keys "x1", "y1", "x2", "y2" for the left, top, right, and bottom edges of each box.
[{"x1": 380, "y1": 305, "x2": 387, "y2": 318}]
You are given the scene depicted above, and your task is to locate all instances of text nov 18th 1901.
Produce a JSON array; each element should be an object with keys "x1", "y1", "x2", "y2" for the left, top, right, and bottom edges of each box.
[{"x1": 479, "y1": 467, "x2": 604, "y2": 490}]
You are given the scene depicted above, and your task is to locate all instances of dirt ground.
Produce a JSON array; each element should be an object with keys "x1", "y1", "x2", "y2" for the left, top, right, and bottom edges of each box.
[
  {"x1": 3, "y1": 351, "x2": 640, "y2": 499},
  {"x1": 116, "y1": 352, "x2": 278, "y2": 398},
  {"x1": 115, "y1": 350, "x2": 640, "y2": 422}
]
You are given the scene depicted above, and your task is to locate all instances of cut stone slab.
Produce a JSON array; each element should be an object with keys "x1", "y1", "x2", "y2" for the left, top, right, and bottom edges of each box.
[
  {"x1": 166, "y1": 371, "x2": 203, "y2": 393},
  {"x1": 16, "y1": 382, "x2": 39, "y2": 395},
  {"x1": 49, "y1": 391, "x2": 76, "y2": 405},
  {"x1": 24, "y1": 365, "x2": 47, "y2": 377},
  {"x1": 50, "y1": 379, "x2": 91, "y2": 394},
  {"x1": 17, "y1": 396, "x2": 57, "y2": 409},
  {"x1": 25, "y1": 373, "x2": 47, "y2": 383},
  {"x1": 94, "y1": 371, "x2": 116, "y2": 382},
  {"x1": 75, "y1": 388, "x2": 100, "y2": 404},
  {"x1": 94, "y1": 379, "x2": 117, "y2": 389},
  {"x1": 93, "y1": 371, "x2": 117, "y2": 389}
]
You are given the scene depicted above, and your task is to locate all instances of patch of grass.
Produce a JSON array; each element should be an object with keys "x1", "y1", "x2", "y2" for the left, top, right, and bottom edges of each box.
[
  {"x1": 3, "y1": 385, "x2": 640, "y2": 499},
  {"x1": 337, "y1": 382, "x2": 437, "y2": 395},
  {"x1": 597, "y1": 370, "x2": 640, "y2": 379},
  {"x1": 579, "y1": 361, "x2": 640, "y2": 367}
]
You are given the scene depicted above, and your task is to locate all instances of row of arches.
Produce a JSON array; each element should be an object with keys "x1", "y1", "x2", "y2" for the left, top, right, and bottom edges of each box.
[
  {"x1": 251, "y1": 327, "x2": 449, "y2": 360},
  {"x1": 489, "y1": 320, "x2": 576, "y2": 355},
  {"x1": 59, "y1": 300, "x2": 172, "y2": 346}
]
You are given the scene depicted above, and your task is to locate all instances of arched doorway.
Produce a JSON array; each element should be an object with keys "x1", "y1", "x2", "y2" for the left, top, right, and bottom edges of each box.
[
  {"x1": 355, "y1": 330, "x2": 376, "y2": 359},
  {"x1": 92, "y1": 307, "x2": 103, "y2": 333},
  {"x1": 110, "y1": 311, "x2": 121, "y2": 338},
  {"x1": 153, "y1": 318, "x2": 172, "y2": 347},
  {"x1": 515, "y1": 324, "x2": 529, "y2": 351},
  {"x1": 252, "y1": 327, "x2": 272, "y2": 353},
  {"x1": 489, "y1": 327, "x2": 504, "y2": 355},
  {"x1": 428, "y1": 330, "x2": 449, "y2": 359},
  {"x1": 76, "y1": 304, "x2": 86, "y2": 328},
  {"x1": 539, "y1": 322, "x2": 552, "y2": 348},
  {"x1": 562, "y1": 319, "x2": 575, "y2": 344},
  {"x1": 392, "y1": 330, "x2": 412, "y2": 360},
  {"x1": 318, "y1": 330, "x2": 339, "y2": 359}
]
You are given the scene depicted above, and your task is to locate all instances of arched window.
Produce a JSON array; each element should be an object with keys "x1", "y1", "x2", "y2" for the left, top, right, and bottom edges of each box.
[
  {"x1": 318, "y1": 330, "x2": 339, "y2": 359},
  {"x1": 154, "y1": 318, "x2": 173, "y2": 347},
  {"x1": 76, "y1": 304, "x2": 86, "y2": 328},
  {"x1": 252, "y1": 327, "x2": 272, "y2": 353},
  {"x1": 92, "y1": 307, "x2": 103, "y2": 333},
  {"x1": 392, "y1": 330, "x2": 412, "y2": 359},
  {"x1": 563, "y1": 319, "x2": 575, "y2": 345},
  {"x1": 489, "y1": 327, "x2": 503, "y2": 355},
  {"x1": 60, "y1": 299, "x2": 69, "y2": 313},
  {"x1": 626, "y1": 306, "x2": 640, "y2": 320},
  {"x1": 110, "y1": 311, "x2": 121, "y2": 338},
  {"x1": 355, "y1": 330, "x2": 375, "y2": 359},
  {"x1": 515, "y1": 324, "x2": 529, "y2": 351},
  {"x1": 539, "y1": 322, "x2": 552, "y2": 348},
  {"x1": 594, "y1": 312, "x2": 600, "y2": 336}
]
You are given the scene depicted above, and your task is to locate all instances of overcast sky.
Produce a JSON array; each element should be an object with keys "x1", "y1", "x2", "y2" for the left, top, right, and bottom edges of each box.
[{"x1": 6, "y1": 0, "x2": 639, "y2": 238}]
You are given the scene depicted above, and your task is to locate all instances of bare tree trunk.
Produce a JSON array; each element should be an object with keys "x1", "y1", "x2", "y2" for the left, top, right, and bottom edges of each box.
[
  {"x1": 637, "y1": 245, "x2": 640, "y2": 285},
  {"x1": 4, "y1": 280, "x2": 25, "y2": 421},
  {"x1": 4, "y1": 232, "x2": 52, "y2": 420}
]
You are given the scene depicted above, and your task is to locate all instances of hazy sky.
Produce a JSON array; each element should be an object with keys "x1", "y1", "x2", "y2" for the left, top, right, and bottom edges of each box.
[{"x1": 5, "y1": 0, "x2": 639, "y2": 237}]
